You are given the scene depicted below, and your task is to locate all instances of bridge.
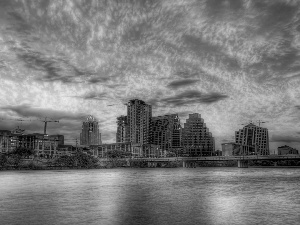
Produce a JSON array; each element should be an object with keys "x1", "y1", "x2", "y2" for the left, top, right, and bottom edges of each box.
[{"x1": 98, "y1": 155, "x2": 300, "y2": 168}]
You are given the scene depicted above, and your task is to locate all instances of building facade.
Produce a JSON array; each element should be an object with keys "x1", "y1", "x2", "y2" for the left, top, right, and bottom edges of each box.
[
  {"x1": 80, "y1": 115, "x2": 101, "y2": 146},
  {"x1": 235, "y1": 123, "x2": 269, "y2": 155},
  {"x1": 0, "y1": 130, "x2": 16, "y2": 153},
  {"x1": 182, "y1": 113, "x2": 215, "y2": 156},
  {"x1": 116, "y1": 115, "x2": 129, "y2": 143},
  {"x1": 127, "y1": 99, "x2": 152, "y2": 145},
  {"x1": 150, "y1": 114, "x2": 181, "y2": 154}
]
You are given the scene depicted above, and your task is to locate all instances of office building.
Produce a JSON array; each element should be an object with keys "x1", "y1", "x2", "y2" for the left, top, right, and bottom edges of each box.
[
  {"x1": 182, "y1": 113, "x2": 215, "y2": 156},
  {"x1": 80, "y1": 115, "x2": 101, "y2": 146},
  {"x1": 116, "y1": 115, "x2": 129, "y2": 143},
  {"x1": 150, "y1": 114, "x2": 181, "y2": 154},
  {"x1": 127, "y1": 99, "x2": 152, "y2": 145},
  {"x1": 235, "y1": 123, "x2": 269, "y2": 155}
]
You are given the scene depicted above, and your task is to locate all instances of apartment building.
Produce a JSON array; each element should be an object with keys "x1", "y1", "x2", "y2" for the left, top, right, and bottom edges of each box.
[
  {"x1": 127, "y1": 99, "x2": 152, "y2": 145},
  {"x1": 150, "y1": 114, "x2": 181, "y2": 154},
  {"x1": 235, "y1": 123, "x2": 269, "y2": 155},
  {"x1": 182, "y1": 113, "x2": 215, "y2": 156}
]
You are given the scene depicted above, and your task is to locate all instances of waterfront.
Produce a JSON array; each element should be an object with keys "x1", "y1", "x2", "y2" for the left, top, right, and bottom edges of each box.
[{"x1": 1, "y1": 168, "x2": 300, "y2": 225}]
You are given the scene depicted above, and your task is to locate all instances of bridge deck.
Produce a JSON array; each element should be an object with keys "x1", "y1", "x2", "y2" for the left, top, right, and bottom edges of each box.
[{"x1": 98, "y1": 155, "x2": 300, "y2": 162}]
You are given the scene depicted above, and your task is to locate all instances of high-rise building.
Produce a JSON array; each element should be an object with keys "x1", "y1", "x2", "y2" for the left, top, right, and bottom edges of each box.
[
  {"x1": 116, "y1": 115, "x2": 129, "y2": 143},
  {"x1": 235, "y1": 123, "x2": 269, "y2": 155},
  {"x1": 80, "y1": 115, "x2": 101, "y2": 146},
  {"x1": 182, "y1": 113, "x2": 215, "y2": 156},
  {"x1": 150, "y1": 114, "x2": 181, "y2": 153},
  {"x1": 127, "y1": 99, "x2": 152, "y2": 145}
]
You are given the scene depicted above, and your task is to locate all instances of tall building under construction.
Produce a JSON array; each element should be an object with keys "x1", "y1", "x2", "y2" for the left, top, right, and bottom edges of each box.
[
  {"x1": 116, "y1": 115, "x2": 129, "y2": 143},
  {"x1": 150, "y1": 114, "x2": 181, "y2": 153},
  {"x1": 127, "y1": 99, "x2": 152, "y2": 145},
  {"x1": 80, "y1": 115, "x2": 101, "y2": 146},
  {"x1": 182, "y1": 113, "x2": 215, "y2": 156},
  {"x1": 235, "y1": 123, "x2": 269, "y2": 155}
]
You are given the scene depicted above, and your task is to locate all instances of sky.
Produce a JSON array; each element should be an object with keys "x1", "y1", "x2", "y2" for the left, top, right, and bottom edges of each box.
[{"x1": 0, "y1": 0, "x2": 300, "y2": 152}]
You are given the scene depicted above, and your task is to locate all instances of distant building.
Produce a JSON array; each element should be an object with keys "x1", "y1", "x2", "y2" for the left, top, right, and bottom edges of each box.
[
  {"x1": 278, "y1": 145, "x2": 299, "y2": 155},
  {"x1": 116, "y1": 115, "x2": 129, "y2": 143},
  {"x1": 182, "y1": 113, "x2": 215, "y2": 156},
  {"x1": 127, "y1": 99, "x2": 152, "y2": 145},
  {"x1": 150, "y1": 114, "x2": 181, "y2": 154},
  {"x1": 80, "y1": 115, "x2": 101, "y2": 146},
  {"x1": 235, "y1": 123, "x2": 269, "y2": 155}
]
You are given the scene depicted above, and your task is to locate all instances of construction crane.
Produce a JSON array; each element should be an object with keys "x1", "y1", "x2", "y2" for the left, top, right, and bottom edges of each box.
[
  {"x1": 0, "y1": 117, "x2": 59, "y2": 135},
  {"x1": 240, "y1": 120, "x2": 254, "y2": 126},
  {"x1": 40, "y1": 117, "x2": 59, "y2": 135}
]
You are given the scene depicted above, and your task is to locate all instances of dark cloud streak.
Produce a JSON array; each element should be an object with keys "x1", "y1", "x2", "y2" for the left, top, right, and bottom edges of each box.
[
  {"x1": 271, "y1": 135, "x2": 300, "y2": 143},
  {"x1": 160, "y1": 90, "x2": 229, "y2": 107},
  {"x1": 167, "y1": 79, "x2": 199, "y2": 89},
  {"x1": 0, "y1": 104, "x2": 86, "y2": 121}
]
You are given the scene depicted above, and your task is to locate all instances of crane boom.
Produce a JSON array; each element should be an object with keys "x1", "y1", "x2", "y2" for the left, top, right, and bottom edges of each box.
[{"x1": 41, "y1": 117, "x2": 59, "y2": 135}]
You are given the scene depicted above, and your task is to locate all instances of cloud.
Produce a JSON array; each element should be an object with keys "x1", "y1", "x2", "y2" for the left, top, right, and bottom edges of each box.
[
  {"x1": 69, "y1": 92, "x2": 109, "y2": 101},
  {"x1": 167, "y1": 79, "x2": 199, "y2": 89},
  {"x1": 0, "y1": 104, "x2": 86, "y2": 121},
  {"x1": 271, "y1": 134, "x2": 300, "y2": 143},
  {"x1": 160, "y1": 90, "x2": 229, "y2": 106},
  {"x1": 12, "y1": 46, "x2": 103, "y2": 84}
]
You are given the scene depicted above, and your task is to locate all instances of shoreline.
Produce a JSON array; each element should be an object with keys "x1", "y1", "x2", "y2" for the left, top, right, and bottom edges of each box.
[{"x1": 2, "y1": 165, "x2": 300, "y2": 171}]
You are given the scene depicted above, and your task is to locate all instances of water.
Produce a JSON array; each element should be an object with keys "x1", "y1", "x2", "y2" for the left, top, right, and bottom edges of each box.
[{"x1": 1, "y1": 168, "x2": 300, "y2": 225}]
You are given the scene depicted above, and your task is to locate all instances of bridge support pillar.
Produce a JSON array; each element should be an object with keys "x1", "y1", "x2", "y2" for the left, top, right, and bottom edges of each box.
[
  {"x1": 274, "y1": 161, "x2": 277, "y2": 167},
  {"x1": 238, "y1": 160, "x2": 248, "y2": 168}
]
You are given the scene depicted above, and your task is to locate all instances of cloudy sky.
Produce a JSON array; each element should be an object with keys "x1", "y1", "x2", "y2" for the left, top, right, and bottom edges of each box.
[{"x1": 0, "y1": 0, "x2": 300, "y2": 152}]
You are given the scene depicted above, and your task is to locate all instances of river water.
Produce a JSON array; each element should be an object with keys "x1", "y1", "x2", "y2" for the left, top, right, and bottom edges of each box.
[{"x1": 1, "y1": 168, "x2": 300, "y2": 225}]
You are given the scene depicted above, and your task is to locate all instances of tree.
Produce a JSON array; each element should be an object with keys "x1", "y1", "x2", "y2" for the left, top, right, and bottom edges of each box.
[{"x1": 12, "y1": 147, "x2": 34, "y2": 157}]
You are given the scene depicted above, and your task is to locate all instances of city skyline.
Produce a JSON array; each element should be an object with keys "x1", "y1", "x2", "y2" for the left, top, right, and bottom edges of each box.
[{"x1": 0, "y1": 0, "x2": 300, "y2": 152}]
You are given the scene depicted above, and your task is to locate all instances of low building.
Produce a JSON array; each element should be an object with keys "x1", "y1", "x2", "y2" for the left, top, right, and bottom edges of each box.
[
  {"x1": 97, "y1": 143, "x2": 164, "y2": 158},
  {"x1": 278, "y1": 145, "x2": 299, "y2": 155},
  {"x1": 221, "y1": 142, "x2": 243, "y2": 156},
  {"x1": 98, "y1": 142, "x2": 133, "y2": 158},
  {"x1": 142, "y1": 144, "x2": 163, "y2": 158}
]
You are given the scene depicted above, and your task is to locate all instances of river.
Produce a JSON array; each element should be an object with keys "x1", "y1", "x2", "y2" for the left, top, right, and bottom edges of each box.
[{"x1": 1, "y1": 168, "x2": 300, "y2": 225}]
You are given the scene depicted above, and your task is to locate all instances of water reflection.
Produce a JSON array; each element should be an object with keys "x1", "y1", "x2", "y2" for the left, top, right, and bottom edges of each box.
[{"x1": 1, "y1": 168, "x2": 300, "y2": 225}]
